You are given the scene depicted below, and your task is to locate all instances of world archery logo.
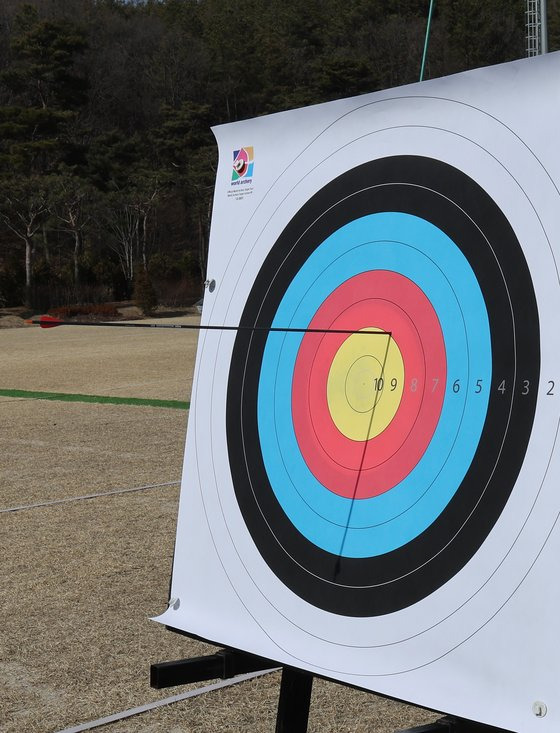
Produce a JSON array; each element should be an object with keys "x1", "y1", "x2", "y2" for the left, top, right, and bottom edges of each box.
[{"x1": 232, "y1": 147, "x2": 254, "y2": 183}]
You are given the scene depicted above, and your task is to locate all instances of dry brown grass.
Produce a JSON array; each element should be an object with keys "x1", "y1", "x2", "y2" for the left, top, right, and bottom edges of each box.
[{"x1": 0, "y1": 317, "x2": 437, "y2": 733}]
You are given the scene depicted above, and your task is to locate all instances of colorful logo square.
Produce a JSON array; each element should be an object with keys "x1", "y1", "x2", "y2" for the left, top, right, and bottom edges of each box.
[{"x1": 232, "y1": 147, "x2": 254, "y2": 181}]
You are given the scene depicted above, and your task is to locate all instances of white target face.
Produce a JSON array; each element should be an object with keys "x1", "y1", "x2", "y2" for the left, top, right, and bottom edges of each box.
[{"x1": 157, "y1": 54, "x2": 560, "y2": 733}]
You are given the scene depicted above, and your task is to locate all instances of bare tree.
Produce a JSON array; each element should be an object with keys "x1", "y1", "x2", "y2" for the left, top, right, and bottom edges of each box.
[
  {"x1": 49, "y1": 173, "x2": 96, "y2": 290},
  {"x1": 102, "y1": 172, "x2": 166, "y2": 293},
  {"x1": 103, "y1": 191, "x2": 139, "y2": 291},
  {"x1": 0, "y1": 176, "x2": 50, "y2": 306}
]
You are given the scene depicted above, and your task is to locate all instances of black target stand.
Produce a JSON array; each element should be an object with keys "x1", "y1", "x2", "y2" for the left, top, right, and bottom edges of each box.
[
  {"x1": 151, "y1": 643, "x2": 513, "y2": 733},
  {"x1": 150, "y1": 647, "x2": 312, "y2": 732}
]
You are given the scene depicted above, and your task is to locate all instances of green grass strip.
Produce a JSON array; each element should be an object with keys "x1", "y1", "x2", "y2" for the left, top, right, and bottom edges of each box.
[{"x1": 0, "y1": 388, "x2": 189, "y2": 410}]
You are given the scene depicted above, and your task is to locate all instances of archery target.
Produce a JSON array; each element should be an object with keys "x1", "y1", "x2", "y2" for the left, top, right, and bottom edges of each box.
[
  {"x1": 227, "y1": 155, "x2": 539, "y2": 617},
  {"x1": 159, "y1": 54, "x2": 560, "y2": 733}
]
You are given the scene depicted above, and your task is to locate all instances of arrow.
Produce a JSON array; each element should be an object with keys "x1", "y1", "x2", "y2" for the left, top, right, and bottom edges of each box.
[{"x1": 26, "y1": 315, "x2": 391, "y2": 337}]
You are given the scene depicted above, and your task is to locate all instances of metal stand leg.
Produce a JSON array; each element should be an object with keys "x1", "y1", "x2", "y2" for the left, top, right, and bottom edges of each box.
[
  {"x1": 275, "y1": 666, "x2": 313, "y2": 733},
  {"x1": 150, "y1": 649, "x2": 275, "y2": 688}
]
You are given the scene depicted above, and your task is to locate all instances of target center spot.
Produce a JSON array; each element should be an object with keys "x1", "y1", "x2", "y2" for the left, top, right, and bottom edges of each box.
[
  {"x1": 327, "y1": 327, "x2": 405, "y2": 441},
  {"x1": 344, "y1": 355, "x2": 382, "y2": 413}
]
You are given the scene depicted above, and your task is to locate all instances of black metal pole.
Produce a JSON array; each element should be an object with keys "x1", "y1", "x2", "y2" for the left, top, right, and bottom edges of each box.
[{"x1": 275, "y1": 667, "x2": 313, "y2": 733}]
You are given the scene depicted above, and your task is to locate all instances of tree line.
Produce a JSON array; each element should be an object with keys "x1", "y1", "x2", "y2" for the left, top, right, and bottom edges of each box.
[{"x1": 0, "y1": 0, "x2": 554, "y2": 310}]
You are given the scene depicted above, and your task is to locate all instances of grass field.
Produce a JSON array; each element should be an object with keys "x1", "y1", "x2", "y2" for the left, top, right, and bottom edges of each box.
[{"x1": 0, "y1": 315, "x2": 438, "y2": 733}]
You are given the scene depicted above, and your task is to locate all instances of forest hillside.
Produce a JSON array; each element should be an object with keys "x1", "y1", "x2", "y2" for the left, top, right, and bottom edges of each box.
[{"x1": 0, "y1": 0, "x2": 557, "y2": 310}]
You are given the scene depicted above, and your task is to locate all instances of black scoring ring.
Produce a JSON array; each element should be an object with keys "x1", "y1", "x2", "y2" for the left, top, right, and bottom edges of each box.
[{"x1": 226, "y1": 156, "x2": 540, "y2": 617}]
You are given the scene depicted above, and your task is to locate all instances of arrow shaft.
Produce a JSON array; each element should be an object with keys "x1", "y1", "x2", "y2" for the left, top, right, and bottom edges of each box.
[{"x1": 29, "y1": 318, "x2": 391, "y2": 337}]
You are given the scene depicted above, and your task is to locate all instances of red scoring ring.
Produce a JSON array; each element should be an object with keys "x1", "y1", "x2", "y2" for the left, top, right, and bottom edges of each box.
[
  {"x1": 309, "y1": 299, "x2": 425, "y2": 468},
  {"x1": 291, "y1": 271, "x2": 446, "y2": 499}
]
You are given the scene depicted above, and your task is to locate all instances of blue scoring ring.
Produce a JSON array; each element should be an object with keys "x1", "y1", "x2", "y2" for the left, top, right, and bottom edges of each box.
[{"x1": 257, "y1": 213, "x2": 491, "y2": 558}]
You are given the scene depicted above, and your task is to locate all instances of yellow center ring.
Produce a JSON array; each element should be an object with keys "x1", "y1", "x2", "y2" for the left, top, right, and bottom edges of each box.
[{"x1": 326, "y1": 329, "x2": 405, "y2": 441}]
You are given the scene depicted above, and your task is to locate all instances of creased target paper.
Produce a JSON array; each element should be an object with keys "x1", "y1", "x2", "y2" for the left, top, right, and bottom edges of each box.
[{"x1": 155, "y1": 53, "x2": 560, "y2": 733}]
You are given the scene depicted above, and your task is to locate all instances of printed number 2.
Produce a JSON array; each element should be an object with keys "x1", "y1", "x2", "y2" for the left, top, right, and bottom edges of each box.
[{"x1": 548, "y1": 381, "x2": 555, "y2": 396}]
